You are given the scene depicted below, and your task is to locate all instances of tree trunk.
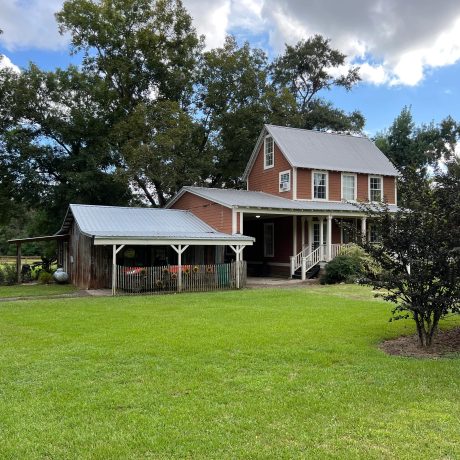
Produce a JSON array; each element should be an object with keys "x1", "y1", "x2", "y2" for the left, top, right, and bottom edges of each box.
[{"x1": 414, "y1": 312, "x2": 440, "y2": 348}]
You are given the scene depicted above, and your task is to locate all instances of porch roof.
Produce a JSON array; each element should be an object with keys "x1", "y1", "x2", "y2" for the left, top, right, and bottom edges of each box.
[
  {"x1": 58, "y1": 204, "x2": 254, "y2": 245},
  {"x1": 168, "y1": 186, "x2": 398, "y2": 214}
]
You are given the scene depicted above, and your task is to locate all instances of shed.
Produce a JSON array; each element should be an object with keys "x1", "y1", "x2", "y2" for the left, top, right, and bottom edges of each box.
[{"x1": 9, "y1": 204, "x2": 254, "y2": 293}]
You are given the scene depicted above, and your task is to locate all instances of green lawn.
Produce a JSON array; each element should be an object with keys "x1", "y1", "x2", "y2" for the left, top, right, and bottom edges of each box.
[
  {"x1": 0, "y1": 283, "x2": 77, "y2": 298},
  {"x1": 0, "y1": 286, "x2": 459, "y2": 459}
]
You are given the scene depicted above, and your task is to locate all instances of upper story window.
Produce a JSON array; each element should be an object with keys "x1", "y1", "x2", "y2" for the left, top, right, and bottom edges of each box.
[
  {"x1": 313, "y1": 171, "x2": 328, "y2": 200},
  {"x1": 279, "y1": 170, "x2": 291, "y2": 192},
  {"x1": 264, "y1": 136, "x2": 274, "y2": 169},
  {"x1": 342, "y1": 173, "x2": 356, "y2": 201},
  {"x1": 369, "y1": 176, "x2": 382, "y2": 202}
]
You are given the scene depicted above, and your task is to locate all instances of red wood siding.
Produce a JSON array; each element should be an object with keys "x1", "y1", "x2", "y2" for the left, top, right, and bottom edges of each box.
[
  {"x1": 383, "y1": 176, "x2": 396, "y2": 204},
  {"x1": 297, "y1": 168, "x2": 312, "y2": 199},
  {"x1": 247, "y1": 141, "x2": 293, "y2": 198},
  {"x1": 329, "y1": 171, "x2": 341, "y2": 201},
  {"x1": 357, "y1": 174, "x2": 368, "y2": 201},
  {"x1": 171, "y1": 191, "x2": 233, "y2": 234}
]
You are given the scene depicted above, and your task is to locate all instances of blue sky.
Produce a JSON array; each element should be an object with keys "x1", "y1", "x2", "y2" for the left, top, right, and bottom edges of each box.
[{"x1": 2, "y1": 0, "x2": 460, "y2": 135}]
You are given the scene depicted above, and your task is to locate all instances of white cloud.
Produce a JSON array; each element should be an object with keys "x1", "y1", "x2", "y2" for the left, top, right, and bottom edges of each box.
[
  {"x1": 0, "y1": 0, "x2": 67, "y2": 51},
  {"x1": 2, "y1": 0, "x2": 460, "y2": 87},
  {"x1": 0, "y1": 54, "x2": 20, "y2": 73},
  {"x1": 259, "y1": 0, "x2": 460, "y2": 86},
  {"x1": 185, "y1": 0, "x2": 231, "y2": 49}
]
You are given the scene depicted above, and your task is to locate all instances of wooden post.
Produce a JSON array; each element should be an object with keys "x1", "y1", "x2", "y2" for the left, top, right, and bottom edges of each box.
[
  {"x1": 361, "y1": 217, "x2": 367, "y2": 242},
  {"x1": 16, "y1": 243, "x2": 21, "y2": 284},
  {"x1": 112, "y1": 244, "x2": 125, "y2": 296},
  {"x1": 230, "y1": 245, "x2": 244, "y2": 289},
  {"x1": 319, "y1": 217, "x2": 324, "y2": 259},
  {"x1": 292, "y1": 216, "x2": 297, "y2": 258},
  {"x1": 178, "y1": 244, "x2": 182, "y2": 292},
  {"x1": 112, "y1": 244, "x2": 116, "y2": 296},
  {"x1": 327, "y1": 215, "x2": 333, "y2": 261},
  {"x1": 301, "y1": 216, "x2": 305, "y2": 249},
  {"x1": 171, "y1": 244, "x2": 189, "y2": 293},
  {"x1": 301, "y1": 256, "x2": 307, "y2": 281}
]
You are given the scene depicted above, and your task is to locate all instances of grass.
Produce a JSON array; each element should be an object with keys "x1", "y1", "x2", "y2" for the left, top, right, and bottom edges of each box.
[
  {"x1": 0, "y1": 283, "x2": 77, "y2": 298},
  {"x1": 0, "y1": 285, "x2": 459, "y2": 459}
]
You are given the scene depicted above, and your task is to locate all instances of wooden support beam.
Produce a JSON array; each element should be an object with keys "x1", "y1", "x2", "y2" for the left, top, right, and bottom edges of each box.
[
  {"x1": 16, "y1": 243, "x2": 21, "y2": 284},
  {"x1": 171, "y1": 244, "x2": 189, "y2": 293}
]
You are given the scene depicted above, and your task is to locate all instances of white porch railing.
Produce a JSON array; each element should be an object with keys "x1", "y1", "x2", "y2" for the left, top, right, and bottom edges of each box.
[
  {"x1": 290, "y1": 243, "x2": 355, "y2": 279},
  {"x1": 114, "y1": 261, "x2": 246, "y2": 296},
  {"x1": 290, "y1": 244, "x2": 327, "y2": 275}
]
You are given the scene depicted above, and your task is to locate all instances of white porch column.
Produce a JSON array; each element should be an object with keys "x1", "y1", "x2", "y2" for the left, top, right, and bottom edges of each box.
[
  {"x1": 230, "y1": 245, "x2": 244, "y2": 289},
  {"x1": 301, "y1": 216, "x2": 305, "y2": 249},
  {"x1": 239, "y1": 211, "x2": 244, "y2": 234},
  {"x1": 292, "y1": 215, "x2": 297, "y2": 256},
  {"x1": 171, "y1": 244, "x2": 189, "y2": 293},
  {"x1": 327, "y1": 215, "x2": 333, "y2": 261},
  {"x1": 319, "y1": 217, "x2": 324, "y2": 259},
  {"x1": 308, "y1": 217, "x2": 313, "y2": 252},
  {"x1": 112, "y1": 244, "x2": 125, "y2": 296},
  {"x1": 361, "y1": 217, "x2": 367, "y2": 242},
  {"x1": 232, "y1": 209, "x2": 237, "y2": 234},
  {"x1": 301, "y1": 257, "x2": 307, "y2": 281}
]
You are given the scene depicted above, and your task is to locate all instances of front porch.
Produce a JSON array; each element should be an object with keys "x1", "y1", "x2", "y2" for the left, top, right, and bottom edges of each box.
[{"x1": 240, "y1": 212, "x2": 367, "y2": 279}]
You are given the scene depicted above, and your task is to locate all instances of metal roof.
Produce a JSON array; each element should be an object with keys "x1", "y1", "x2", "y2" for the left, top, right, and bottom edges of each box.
[
  {"x1": 170, "y1": 186, "x2": 398, "y2": 213},
  {"x1": 243, "y1": 124, "x2": 399, "y2": 178},
  {"x1": 59, "y1": 204, "x2": 254, "y2": 242}
]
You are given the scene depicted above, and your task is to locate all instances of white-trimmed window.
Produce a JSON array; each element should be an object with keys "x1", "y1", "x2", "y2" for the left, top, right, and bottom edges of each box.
[
  {"x1": 342, "y1": 173, "x2": 356, "y2": 201},
  {"x1": 313, "y1": 171, "x2": 328, "y2": 200},
  {"x1": 369, "y1": 176, "x2": 382, "y2": 202},
  {"x1": 264, "y1": 136, "x2": 274, "y2": 169},
  {"x1": 263, "y1": 223, "x2": 274, "y2": 257},
  {"x1": 368, "y1": 224, "x2": 379, "y2": 243},
  {"x1": 279, "y1": 170, "x2": 291, "y2": 192}
]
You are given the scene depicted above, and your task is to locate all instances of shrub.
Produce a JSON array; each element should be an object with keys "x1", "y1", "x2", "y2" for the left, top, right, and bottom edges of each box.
[
  {"x1": 2, "y1": 264, "x2": 18, "y2": 285},
  {"x1": 340, "y1": 244, "x2": 382, "y2": 279},
  {"x1": 38, "y1": 271, "x2": 54, "y2": 285},
  {"x1": 321, "y1": 255, "x2": 362, "y2": 284}
]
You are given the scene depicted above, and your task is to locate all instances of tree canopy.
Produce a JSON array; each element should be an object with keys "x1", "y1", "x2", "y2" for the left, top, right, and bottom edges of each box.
[
  {"x1": 356, "y1": 164, "x2": 460, "y2": 347},
  {"x1": 0, "y1": 0, "x2": 368, "y2": 246},
  {"x1": 375, "y1": 106, "x2": 460, "y2": 171}
]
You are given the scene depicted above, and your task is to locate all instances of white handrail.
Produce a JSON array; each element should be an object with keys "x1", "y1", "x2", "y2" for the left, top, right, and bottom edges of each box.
[
  {"x1": 291, "y1": 244, "x2": 326, "y2": 275},
  {"x1": 291, "y1": 243, "x2": 355, "y2": 277}
]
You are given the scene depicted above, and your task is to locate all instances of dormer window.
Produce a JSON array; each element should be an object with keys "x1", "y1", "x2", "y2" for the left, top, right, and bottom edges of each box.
[
  {"x1": 279, "y1": 170, "x2": 291, "y2": 192},
  {"x1": 264, "y1": 136, "x2": 274, "y2": 169},
  {"x1": 313, "y1": 171, "x2": 328, "y2": 200},
  {"x1": 369, "y1": 176, "x2": 382, "y2": 202}
]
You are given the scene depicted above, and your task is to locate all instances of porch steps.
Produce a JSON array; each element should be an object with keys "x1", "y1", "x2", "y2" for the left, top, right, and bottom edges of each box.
[{"x1": 291, "y1": 264, "x2": 321, "y2": 280}]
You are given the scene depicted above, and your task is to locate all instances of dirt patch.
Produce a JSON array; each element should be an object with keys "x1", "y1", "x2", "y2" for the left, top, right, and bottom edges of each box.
[{"x1": 380, "y1": 327, "x2": 460, "y2": 358}]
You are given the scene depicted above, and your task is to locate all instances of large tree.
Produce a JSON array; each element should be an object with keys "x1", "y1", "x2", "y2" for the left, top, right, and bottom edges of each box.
[
  {"x1": 1, "y1": 0, "x2": 368, "y2": 238},
  {"x1": 195, "y1": 36, "x2": 273, "y2": 186},
  {"x1": 56, "y1": 0, "x2": 205, "y2": 205},
  {"x1": 375, "y1": 106, "x2": 460, "y2": 170},
  {"x1": 270, "y1": 35, "x2": 364, "y2": 132},
  {"x1": 2, "y1": 65, "x2": 131, "y2": 233},
  {"x1": 357, "y1": 166, "x2": 460, "y2": 347}
]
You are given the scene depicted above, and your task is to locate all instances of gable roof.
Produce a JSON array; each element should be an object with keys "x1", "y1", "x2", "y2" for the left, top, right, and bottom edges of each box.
[
  {"x1": 57, "y1": 204, "x2": 253, "y2": 243},
  {"x1": 166, "y1": 186, "x2": 398, "y2": 214},
  {"x1": 243, "y1": 124, "x2": 399, "y2": 179}
]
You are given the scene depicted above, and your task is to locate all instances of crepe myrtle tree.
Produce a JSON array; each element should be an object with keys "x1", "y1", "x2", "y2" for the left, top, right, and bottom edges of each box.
[{"x1": 355, "y1": 167, "x2": 460, "y2": 348}]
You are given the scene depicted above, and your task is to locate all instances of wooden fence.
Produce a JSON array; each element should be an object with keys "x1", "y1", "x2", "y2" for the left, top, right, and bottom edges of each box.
[{"x1": 114, "y1": 261, "x2": 247, "y2": 296}]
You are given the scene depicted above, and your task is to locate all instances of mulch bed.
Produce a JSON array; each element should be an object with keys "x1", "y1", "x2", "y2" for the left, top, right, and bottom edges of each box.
[{"x1": 380, "y1": 327, "x2": 460, "y2": 358}]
